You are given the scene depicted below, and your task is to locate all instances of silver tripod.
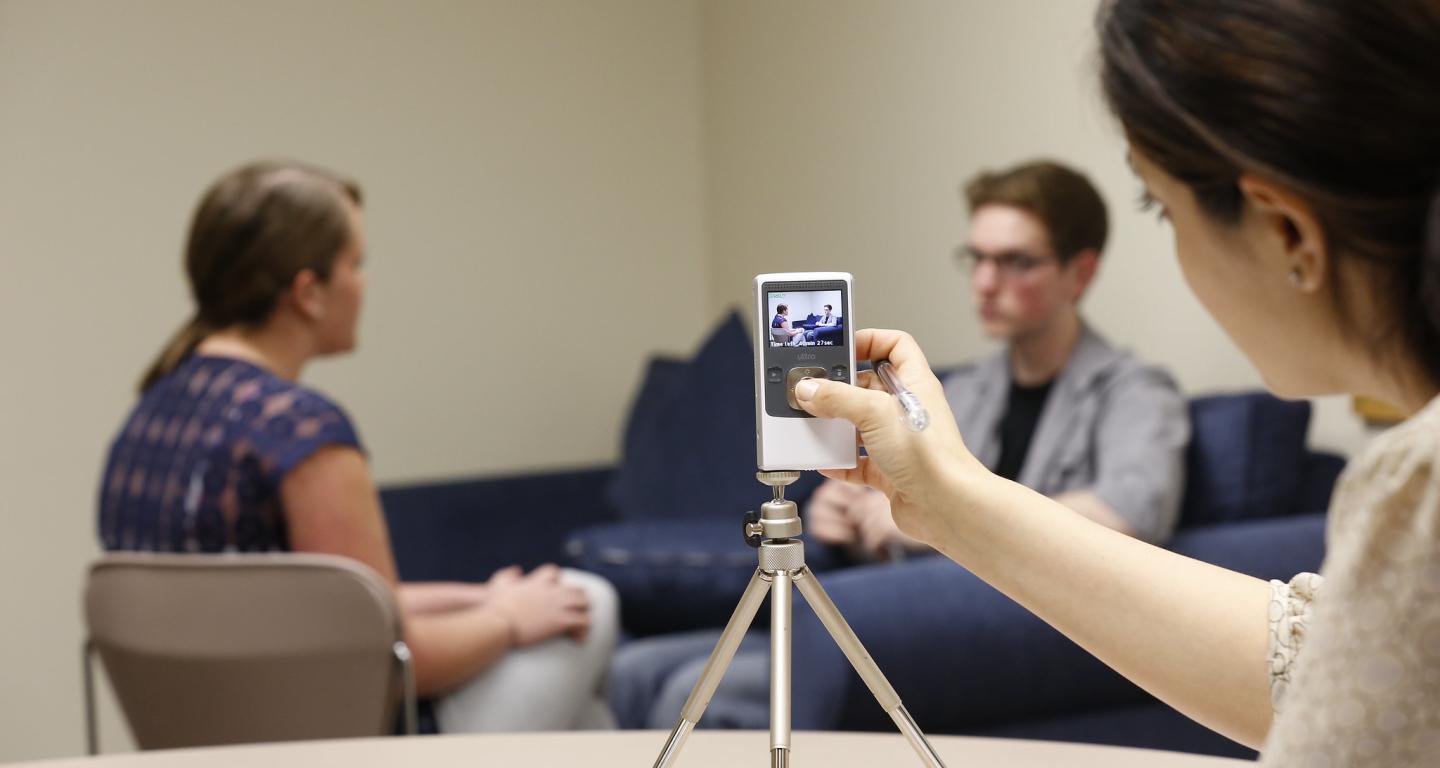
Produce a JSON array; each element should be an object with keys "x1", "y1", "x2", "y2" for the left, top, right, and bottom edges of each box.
[{"x1": 651, "y1": 471, "x2": 948, "y2": 768}]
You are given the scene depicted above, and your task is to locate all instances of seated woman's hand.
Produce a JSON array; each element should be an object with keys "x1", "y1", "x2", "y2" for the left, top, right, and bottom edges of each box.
[
  {"x1": 794, "y1": 329, "x2": 984, "y2": 550},
  {"x1": 486, "y1": 564, "x2": 592, "y2": 646}
]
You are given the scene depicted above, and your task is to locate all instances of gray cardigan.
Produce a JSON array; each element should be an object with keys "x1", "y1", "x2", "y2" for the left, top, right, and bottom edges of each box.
[{"x1": 941, "y1": 325, "x2": 1190, "y2": 544}]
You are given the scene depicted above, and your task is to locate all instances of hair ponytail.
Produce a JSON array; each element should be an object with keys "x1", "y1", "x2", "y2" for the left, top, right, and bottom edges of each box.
[
  {"x1": 138, "y1": 315, "x2": 211, "y2": 394},
  {"x1": 135, "y1": 160, "x2": 363, "y2": 395}
]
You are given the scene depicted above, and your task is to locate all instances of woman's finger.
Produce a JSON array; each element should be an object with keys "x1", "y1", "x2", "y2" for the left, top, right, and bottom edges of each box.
[
  {"x1": 818, "y1": 456, "x2": 890, "y2": 494},
  {"x1": 794, "y1": 376, "x2": 893, "y2": 431},
  {"x1": 530, "y1": 564, "x2": 562, "y2": 582},
  {"x1": 853, "y1": 329, "x2": 933, "y2": 383}
]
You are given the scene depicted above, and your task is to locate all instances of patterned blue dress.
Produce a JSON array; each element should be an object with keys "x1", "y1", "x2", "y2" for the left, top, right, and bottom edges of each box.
[{"x1": 98, "y1": 355, "x2": 362, "y2": 553}]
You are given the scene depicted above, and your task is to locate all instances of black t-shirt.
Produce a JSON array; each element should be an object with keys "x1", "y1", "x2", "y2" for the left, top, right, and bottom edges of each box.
[{"x1": 995, "y1": 377, "x2": 1055, "y2": 482}]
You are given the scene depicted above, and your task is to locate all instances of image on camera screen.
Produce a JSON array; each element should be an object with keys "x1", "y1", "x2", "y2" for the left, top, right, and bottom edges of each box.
[{"x1": 767, "y1": 290, "x2": 844, "y2": 348}]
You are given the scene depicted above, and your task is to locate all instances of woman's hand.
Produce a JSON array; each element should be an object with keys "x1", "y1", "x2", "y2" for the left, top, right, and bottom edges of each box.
[
  {"x1": 485, "y1": 564, "x2": 592, "y2": 646},
  {"x1": 794, "y1": 329, "x2": 983, "y2": 548}
]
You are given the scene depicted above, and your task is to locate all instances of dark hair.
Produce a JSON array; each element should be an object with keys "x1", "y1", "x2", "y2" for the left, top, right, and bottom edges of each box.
[
  {"x1": 776, "y1": 304, "x2": 788, "y2": 314},
  {"x1": 139, "y1": 160, "x2": 363, "y2": 392},
  {"x1": 824, "y1": 304, "x2": 832, "y2": 311},
  {"x1": 1098, "y1": 0, "x2": 1440, "y2": 388},
  {"x1": 964, "y1": 160, "x2": 1109, "y2": 262}
]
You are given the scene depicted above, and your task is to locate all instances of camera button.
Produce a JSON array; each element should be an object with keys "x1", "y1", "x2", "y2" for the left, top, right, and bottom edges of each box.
[
  {"x1": 786, "y1": 366, "x2": 828, "y2": 410},
  {"x1": 830, "y1": 365, "x2": 848, "y2": 381}
]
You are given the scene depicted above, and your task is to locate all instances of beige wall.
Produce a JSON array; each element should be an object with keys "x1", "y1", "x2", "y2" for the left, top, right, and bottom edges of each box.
[
  {"x1": 0, "y1": 0, "x2": 1375, "y2": 761},
  {"x1": 0, "y1": 0, "x2": 705, "y2": 759},
  {"x1": 701, "y1": 0, "x2": 1370, "y2": 454}
]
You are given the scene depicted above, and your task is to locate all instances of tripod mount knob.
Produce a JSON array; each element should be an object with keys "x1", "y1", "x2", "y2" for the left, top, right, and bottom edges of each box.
[
  {"x1": 742, "y1": 510, "x2": 764, "y2": 548},
  {"x1": 756, "y1": 471, "x2": 802, "y2": 489}
]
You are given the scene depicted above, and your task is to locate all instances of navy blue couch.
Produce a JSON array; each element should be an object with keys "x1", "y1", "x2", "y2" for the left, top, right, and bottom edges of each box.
[{"x1": 380, "y1": 313, "x2": 1344, "y2": 758}]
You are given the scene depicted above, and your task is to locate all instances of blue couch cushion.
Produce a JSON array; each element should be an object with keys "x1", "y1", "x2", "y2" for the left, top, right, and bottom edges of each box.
[
  {"x1": 606, "y1": 311, "x2": 822, "y2": 521},
  {"x1": 566, "y1": 517, "x2": 847, "y2": 636},
  {"x1": 567, "y1": 519, "x2": 763, "y2": 636},
  {"x1": 1181, "y1": 393, "x2": 1312, "y2": 527}
]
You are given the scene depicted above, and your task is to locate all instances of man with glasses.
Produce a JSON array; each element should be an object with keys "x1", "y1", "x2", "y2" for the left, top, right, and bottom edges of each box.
[
  {"x1": 805, "y1": 304, "x2": 840, "y2": 343},
  {"x1": 808, "y1": 159, "x2": 1188, "y2": 560},
  {"x1": 608, "y1": 159, "x2": 1189, "y2": 730}
]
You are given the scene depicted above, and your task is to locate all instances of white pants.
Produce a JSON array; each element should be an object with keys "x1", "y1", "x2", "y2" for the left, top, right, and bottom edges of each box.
[{"x1": 435, "y1": 569, "x2": 619, "y2": 733}]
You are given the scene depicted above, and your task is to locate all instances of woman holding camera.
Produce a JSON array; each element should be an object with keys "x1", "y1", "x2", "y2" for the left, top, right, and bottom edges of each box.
[
  {"x1": 98, "y1": 160, "x2": 618, "y2": 732},
  {"x1": 796, "y1": 1, "x2": 1440, "y2": 763}
]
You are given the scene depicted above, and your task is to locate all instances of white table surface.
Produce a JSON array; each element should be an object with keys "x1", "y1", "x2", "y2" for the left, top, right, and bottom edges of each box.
[{"x1": 15, "y1": 730, "x2": 1251, "y2": 767}]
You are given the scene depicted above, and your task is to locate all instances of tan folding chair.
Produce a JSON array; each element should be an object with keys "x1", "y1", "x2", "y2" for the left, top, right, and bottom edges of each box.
[{"x1": 83, "y1": 552, "x2": 417, "y2": 753}]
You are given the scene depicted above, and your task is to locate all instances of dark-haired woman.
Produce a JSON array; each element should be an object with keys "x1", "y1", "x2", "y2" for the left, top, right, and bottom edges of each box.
[
  {"x1": 99, "y1": 161, "x2": 618, "y2": 732},
  {"x1": 793, "y1": 1, "x2": 1440, "y2": 763}
]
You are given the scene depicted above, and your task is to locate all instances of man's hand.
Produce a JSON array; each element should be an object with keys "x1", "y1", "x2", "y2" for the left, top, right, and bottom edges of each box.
[
  {"x1": 851, "y1": 488, "x2": 928, "y2": 559},
  {"x1": 805, "y1": 479, "x2": 867, "y2": 546}
]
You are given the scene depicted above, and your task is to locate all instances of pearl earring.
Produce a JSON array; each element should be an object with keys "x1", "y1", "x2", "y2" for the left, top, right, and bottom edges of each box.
[{"x1": 1288, "y1": 268, "x2": 1303, "y2": 288}]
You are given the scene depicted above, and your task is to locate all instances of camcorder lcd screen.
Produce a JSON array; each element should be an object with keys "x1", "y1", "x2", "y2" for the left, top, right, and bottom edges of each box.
[{"x1": 766, "y1": 290, "x2": 844, "y2": 348}]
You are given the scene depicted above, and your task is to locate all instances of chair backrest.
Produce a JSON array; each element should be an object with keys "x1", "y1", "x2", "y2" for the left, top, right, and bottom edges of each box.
[
  {"x1": 770, "y1": 326, "x2": 791, "y2": 343},
  {"x1": 85, "y1": 552, "x2": 409, "y2": 750}
]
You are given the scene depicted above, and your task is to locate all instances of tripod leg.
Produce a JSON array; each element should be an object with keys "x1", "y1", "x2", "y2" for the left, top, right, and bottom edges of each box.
[
  {"x1": 770, "y1": 569, "x2": 792, "y2": 768},
  {"x1": 652, "y1": 568, "x2": 771, "y2": 768},
  {"x1": 793, "y1": 567, "x2": 948, "y2": 768}
]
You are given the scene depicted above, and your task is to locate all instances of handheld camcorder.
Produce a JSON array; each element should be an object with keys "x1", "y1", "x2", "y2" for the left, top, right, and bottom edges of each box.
[{"x1": 753, "y1": 272, "x2": 859, "y2": 471}]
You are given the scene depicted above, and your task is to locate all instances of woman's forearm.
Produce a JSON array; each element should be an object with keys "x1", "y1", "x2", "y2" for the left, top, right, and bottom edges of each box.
[
  {"x1": 397, "y1": 581, "x2": 486, "y2": 616},
  {"x1": 404, "y1": 607, "x2": 513, "y2": 697},
  {"x1": 932, "y1": 471, "x2": 1274, "y2": 748}
]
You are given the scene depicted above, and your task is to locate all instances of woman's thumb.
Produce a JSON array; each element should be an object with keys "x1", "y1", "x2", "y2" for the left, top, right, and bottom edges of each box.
[{"x1": 794, "y1": 377, "x2": 889, "y2": 431}]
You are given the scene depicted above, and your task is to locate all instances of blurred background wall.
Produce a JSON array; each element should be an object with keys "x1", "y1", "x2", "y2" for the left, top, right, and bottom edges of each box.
[
  {"x1": 698, "y1": 0, "x2": 1366, "y2": 451},
  {"x1": 0, "y1": 0, "x2": 1369, "y2": 760},
  {"x1": 0, "y1": 0, "x2": 707, "y2": 757}
]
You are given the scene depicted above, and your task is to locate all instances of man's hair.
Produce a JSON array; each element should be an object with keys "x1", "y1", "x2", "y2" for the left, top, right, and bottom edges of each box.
[
  {"x1": 963, "y1": 160, "x2": 1108, "y2": 263},
  {"x1": 776, "y1": 304, "x2": 788, "y2": 314},
  {"x1": 824, "y1": 304, "x2": 832, "y2": 310}
]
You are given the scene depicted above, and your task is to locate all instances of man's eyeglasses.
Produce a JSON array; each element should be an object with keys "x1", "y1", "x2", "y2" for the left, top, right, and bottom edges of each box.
[{"x1": 954, "y1": 246, "x2": 1057, "y2": 278}]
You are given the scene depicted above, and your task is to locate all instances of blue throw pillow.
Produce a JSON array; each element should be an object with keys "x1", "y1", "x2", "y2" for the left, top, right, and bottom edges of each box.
[
  {"x1": 615, "y1": 356, "x2": 686, "y2": 471},
  {"x1": 1181, "y1": 392, "x2": 1311, "y2": 527},
  {"x1": 606, "y1": 310, "x2": 821, "y2": 521}
]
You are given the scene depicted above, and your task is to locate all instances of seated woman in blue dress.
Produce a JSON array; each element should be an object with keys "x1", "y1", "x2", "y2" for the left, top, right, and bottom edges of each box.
[
  {"x1": 771, "y1": 304, "x2": 806, "y2": 346},
  {"x1": 98, "y1": 160, "x2": 618, "y2": 733}
]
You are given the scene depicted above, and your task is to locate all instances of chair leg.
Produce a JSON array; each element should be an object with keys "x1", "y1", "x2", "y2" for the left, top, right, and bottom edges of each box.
[
  {"x1": 393, "y1": 641, "x2": 418, "y2": 736},
  {"x1": 82, "y1": 640, "x2": 98, "y2": 755}
]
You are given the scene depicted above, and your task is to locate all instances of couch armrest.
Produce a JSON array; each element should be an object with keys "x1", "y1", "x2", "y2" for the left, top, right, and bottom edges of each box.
[
  {"x1": 791, "y1": 513, "x2": 1327, "y2": 733},
  {"x1": 381, "y1": 466, "x2": 621, "y2": 582},
  {"x1": 1168, "y1": 512, "x2": 1326, "y2": 578}
]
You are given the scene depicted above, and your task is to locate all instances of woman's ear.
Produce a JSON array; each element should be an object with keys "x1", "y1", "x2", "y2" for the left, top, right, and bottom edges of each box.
[
  {"x1": 1236, "y1": 174, "x2": 1329, "y2": 292},
  {"x1": 288, "y1": 269, "x2": 326, "y2": 321}
]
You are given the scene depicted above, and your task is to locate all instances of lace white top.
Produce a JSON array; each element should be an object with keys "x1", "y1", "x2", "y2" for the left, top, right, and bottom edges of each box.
[{"x1": 1260, "y1": 395, "x2": 1440, "y2": 765}]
